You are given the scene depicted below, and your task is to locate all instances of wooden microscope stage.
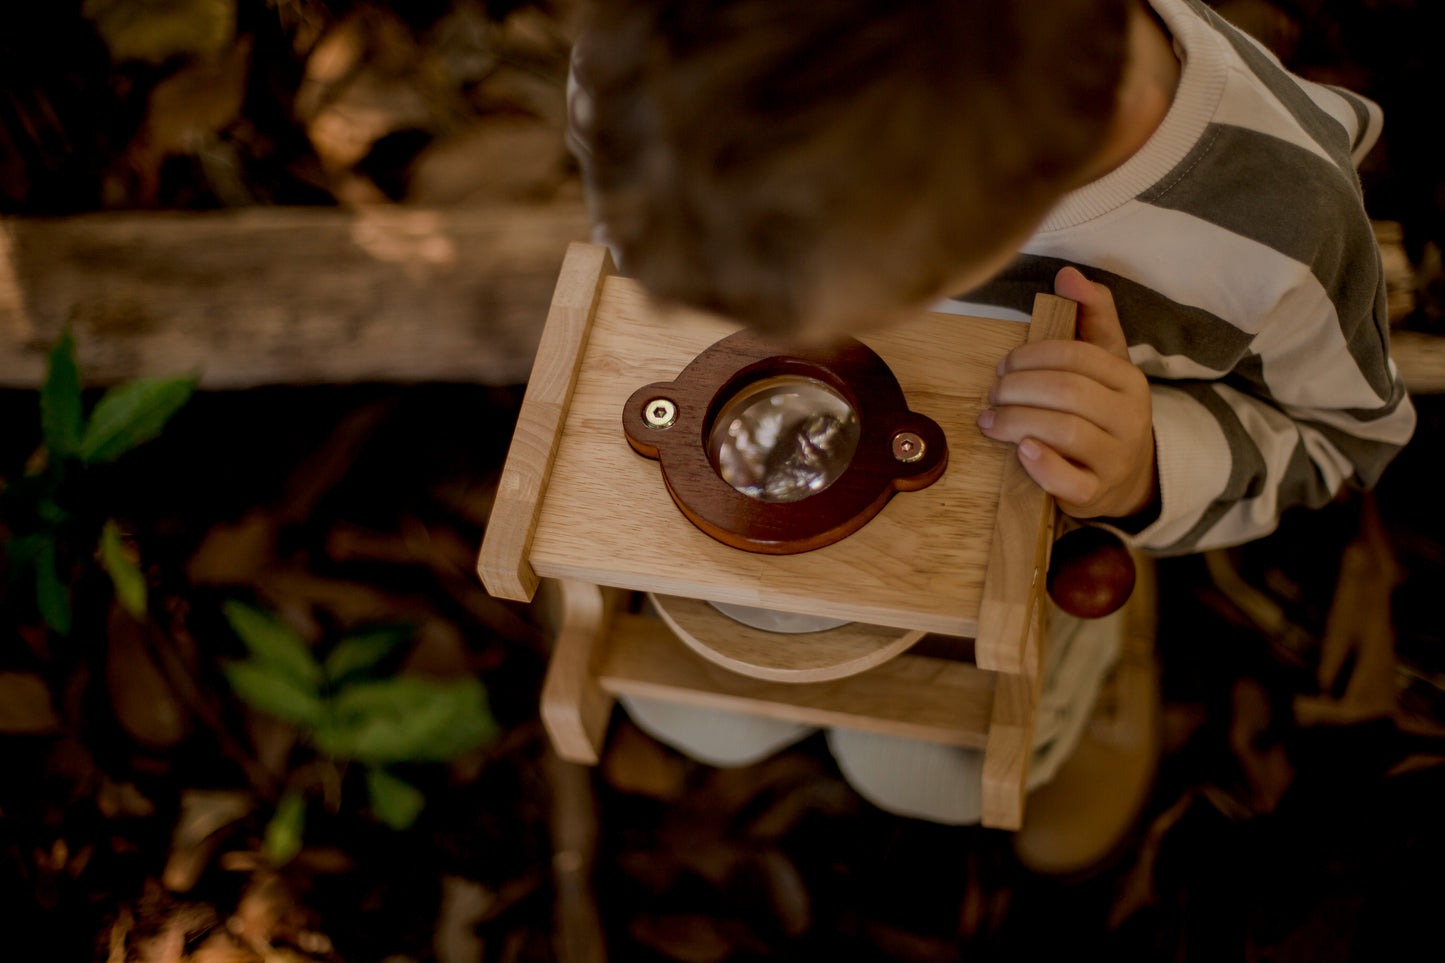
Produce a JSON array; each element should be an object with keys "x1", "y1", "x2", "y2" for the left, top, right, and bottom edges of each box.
[{"x1": 479, "y1": 243, "x2": 1075, "y2": 829}]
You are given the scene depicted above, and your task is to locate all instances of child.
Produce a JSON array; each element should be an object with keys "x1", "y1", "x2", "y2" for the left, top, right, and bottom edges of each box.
[{"x1": 564, "y1": 0, "x2": 1416, "y2": 869}]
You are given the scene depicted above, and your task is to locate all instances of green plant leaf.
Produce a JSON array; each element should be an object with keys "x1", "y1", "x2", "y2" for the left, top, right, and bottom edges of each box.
[
  {"x1": 3, "y1": 533, "x2": 45, "y2": 580},
  {"x1": 41, "y1": 330, "x2": 83, "y2": 459},
  {"x1": 222, "y1": 601, "x2": 323, "y2": 691},
  {"x1": 224, "y1": 661, "x2": 326, "y2": 729},
  {"x1": 322, "y1": 624, "x2": 413, "y2": 683},
  {"x1": 35, "y1": 537, "x2": 71, "y2": 636},
  {"x1": 316, "y1": 676, "x2": 440, "y2": 763},
  {"x1": 1, "y1": 473, "x2": 52, "y2": 520},
  {"x1": 37, "y1": 496, "x2": 71, "y2": 528},
  {"x1": 324, "y1": 676, "x2": 498, "y2": 765},
  {"x1": 365, "y1": 767, "x2": 425, "y2": 830},
  {"x1": 418, "y1": 678, "x2": 500, "y2": 761},
  {"x1": 99, "y1": 519, "x2": 147, "y2": 618},
  {"x1": 78, "y1": 376, "x2": 196, "y2": 464},
  {"x1": 264, "y1": 788, "x2": 306, "y2": 865}
]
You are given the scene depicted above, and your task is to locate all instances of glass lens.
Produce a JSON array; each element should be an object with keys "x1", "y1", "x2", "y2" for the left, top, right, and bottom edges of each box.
[{"x1": 708, "y1": 376, "x2": 860, "y2": 503}]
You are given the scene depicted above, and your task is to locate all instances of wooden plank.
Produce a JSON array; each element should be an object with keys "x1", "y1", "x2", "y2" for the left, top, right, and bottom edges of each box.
[
  {"x1": 975, "y1": 294, "x2": 1076, "y2": 673},
  {"x1": 478, "y1": 242, "x2": 615, "y2": 601},
  {"x1": 651, "y1": 593, "x2": 924, "y2": 683},
  {"x1": 1393, "y1": 329, "x2": 1445, "y2": 394},
  {"x1": 546, "y1": 748, "x2": 607, "y2": 963},
  {"x1": 596, "y1": 613, "x2": 995, "y2": 747},
  {"x1": 528, "y1": 277, "x2": 1030, "y2": 635},
  {"x1": 538, "y1": 579, "x2": 617, "y2": 765},
  {"x1": 0, "y1": 200, "x2": 590, "y2": 387},
  {"x1": 980, "y1": 602, "x2": 1045, "y2": 830}
]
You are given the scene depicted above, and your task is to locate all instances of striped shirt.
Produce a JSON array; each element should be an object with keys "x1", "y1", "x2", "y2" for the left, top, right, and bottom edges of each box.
[{"x1": 945, "y1": 0, "x2": 1415, "y2": 555}]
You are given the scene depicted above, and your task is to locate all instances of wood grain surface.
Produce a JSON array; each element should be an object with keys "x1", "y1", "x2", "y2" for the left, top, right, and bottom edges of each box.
[
  {"x1": 527, "y1": 271, "x2": 1030, "y2": 636},
  {"x1": 478, "y1": 242, "x2": 615, "y2": 601},
  {"x1": 975, "y1": 294, "x2": 1076, "y2": 673},
  {"x1": 538, "y1": 579, "x2": 617, "y2": 765},
  {"x1": 596, "y1": 613, "x2": 995, "y2": 747},
  {"x1": 981, "y1": 602, "x2": 1046, "y2": 830},
  {"x1": 649, "y1": 593, "x2": 925, "y2": 683},
  {"x1": 1, "y1": 201, "x2": 591, "y2": 387}
]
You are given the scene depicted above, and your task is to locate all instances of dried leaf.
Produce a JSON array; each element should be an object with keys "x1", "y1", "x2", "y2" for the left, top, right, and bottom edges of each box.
[
  {"x1": 365, "y1": 767, "x2": 425, "y2": 830},
  {"x1": 132, "y1": 902, "x2": 221, "y2": 963},
  {"x1": 434, "y1": 876, "x2": 492, "y2": 963},
  {"x1": 187, "y1": 932, "x2": 256, "y2": 963},
  {"x1": 107, "y1": 605, "x2": 188, "y2": 748},
  {"x1": 0, "y1": 671, "x2": 61, "y2": 734},
  {"x1": 164, "y1": 789, "x2": 255, "y2": 892},
  {"x1": 628, "y1": 913, "x2": 733, "y2": 963},
  {"x1": 82, "y1": 0, "x2": 237, "y2": 66},
  {"x1": 742, "y1": 850, "x2": 811, "y2": 938},
  {"x1": 601, "y1": 720, "x2": 687, "y2": 803},
  {"x1": 141, "y1": 37, "x2": 252, "y2": 159},
  {"x1": 79, "y1": 376, "x2": 196, "y2": 464},
  {"x1": 107, "y1": 907, "x2": 134, "y2": 963},
  {"x1": 97, "y1": 778, "x2": 158, "y2": 820},
  {"x1": 404, "y1": 119, "x2": 569, "y2": 206},
  {"x1": 1229, "y1": 677, "x2": 1295, "y2": 814},
  {"x1": 41, "y1": 329, "x2": 82, "y2": 458},
  {"x1": 228, "y1": 873, "x2": 307, "y2": 956},
  {"x1": 100, "y1": 519, "x2": 148, "y2": 618},
  {"x1": 398, "y1": 618, "x2": 470, "y2": 679},
  {"x1": 186, "y1": 511, "x2": 278, "y2": 585}
]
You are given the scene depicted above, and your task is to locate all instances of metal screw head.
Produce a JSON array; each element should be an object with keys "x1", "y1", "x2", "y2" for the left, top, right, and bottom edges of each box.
[
  {"x1": 644, "y1": 398, "x2": 678, "y2": 429},
  {"x1": 891, "y1": 431, "x2": 925, "y2": 463}
]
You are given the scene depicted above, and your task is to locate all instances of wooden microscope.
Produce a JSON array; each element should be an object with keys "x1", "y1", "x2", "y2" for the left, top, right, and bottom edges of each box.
[{"x1": 478, "y1": 242, "x2": 1076, "y2": 829}]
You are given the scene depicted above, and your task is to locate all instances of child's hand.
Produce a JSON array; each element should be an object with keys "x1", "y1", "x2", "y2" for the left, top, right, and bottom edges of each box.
[{"x1": 977, "y1": 267, "x2": 1158, "y2": 521}]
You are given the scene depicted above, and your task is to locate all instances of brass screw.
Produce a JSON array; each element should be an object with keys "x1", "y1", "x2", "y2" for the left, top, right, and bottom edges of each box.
[
  {"x1": 892, "y1": 431, "x2": 924, "y2": 463},
  {"x1": 644, "y1": 398, "x2": 678, "y2": 429}
]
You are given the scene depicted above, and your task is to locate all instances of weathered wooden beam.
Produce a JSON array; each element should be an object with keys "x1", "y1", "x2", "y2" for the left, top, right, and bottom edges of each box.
[
  {"x1": 1, "y1": 198, "x2": 591, "y2": 387},
  {"x1": 1393, "y1": 329, "x2": 1445, "y2": 395},
  {"x1": 7, "y1": 204, "x2": 1442, "y2": 395}
]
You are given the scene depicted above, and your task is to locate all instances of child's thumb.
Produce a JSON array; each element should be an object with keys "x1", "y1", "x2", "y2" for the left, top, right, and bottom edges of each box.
[{"x1": 1054, "y1": 267, "x2": 1129, "y2": 359}]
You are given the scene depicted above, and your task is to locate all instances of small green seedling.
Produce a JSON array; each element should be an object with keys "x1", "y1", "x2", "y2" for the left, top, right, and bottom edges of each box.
[
  {"x1": 1, "y1": 330, "x2": 196, "y2": 635},
  {"x1": 221, "y1": 601, "x2": 499, "y2": 862}
]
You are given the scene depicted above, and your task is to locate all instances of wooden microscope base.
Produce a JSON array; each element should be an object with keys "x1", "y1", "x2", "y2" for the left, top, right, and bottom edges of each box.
[
  {"x1": 479, "y1": 242, "x2": 1077, "y2": 832},
  {"x1": 539, "y1": 579, "x2": 1044, "y2": 830}
]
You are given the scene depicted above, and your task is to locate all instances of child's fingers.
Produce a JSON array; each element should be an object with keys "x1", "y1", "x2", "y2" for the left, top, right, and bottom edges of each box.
[
  {"x1": 989, "y1": 369, "x2": 1134, "y2": 439},
  {"x1": 998, "y1": 339, "x2": 1143, "y2": 395},
  {"x1": 1013, "y1": 437, "x2": 1099, "y2": 511},
  {"x1": 1055, "y1": 266, "x2": 1130, "y2": 361},
  {"x1": 979, "y1": 403, "x2": 1153, "y2": 517},
  {"x1": 978, "y1": 403, "x2": 1113, "y2": 471}
]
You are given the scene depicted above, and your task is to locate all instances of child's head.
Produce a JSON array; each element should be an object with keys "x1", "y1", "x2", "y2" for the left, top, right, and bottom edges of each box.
[{"x1": 577, "y1": 0, "x2": 1131, "y2": 339}]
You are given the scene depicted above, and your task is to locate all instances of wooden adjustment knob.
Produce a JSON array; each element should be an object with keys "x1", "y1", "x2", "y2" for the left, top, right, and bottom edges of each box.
[{"x1": 1046, "y1": 526, "x2": 1136, "y2": 619}]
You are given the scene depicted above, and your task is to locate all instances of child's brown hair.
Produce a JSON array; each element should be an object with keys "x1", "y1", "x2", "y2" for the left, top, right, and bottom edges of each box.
[{"x1": 576, "y1": 0, "x2": 1131, "y2": 336}]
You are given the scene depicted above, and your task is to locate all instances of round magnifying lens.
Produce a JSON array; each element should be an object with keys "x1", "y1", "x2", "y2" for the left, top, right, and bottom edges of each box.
[{"x1": 707, "y1": 375, "x2": 861, "y2": 503}]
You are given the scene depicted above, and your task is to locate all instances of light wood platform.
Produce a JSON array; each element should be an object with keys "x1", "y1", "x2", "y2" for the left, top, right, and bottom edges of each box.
[{"x1": 480, "y1": 242, "x2": 1076, "y2": 830}]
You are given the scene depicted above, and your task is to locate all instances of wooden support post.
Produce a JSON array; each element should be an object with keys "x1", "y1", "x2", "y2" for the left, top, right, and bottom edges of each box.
[
  {"x1": 980, "y1": 600, "x2": 1046, "y2": 830},
  {"x1": 538, "y1": 579, "x2": 618, "y2": 765},
  {"x1": 976, "y1": 294, "x2": 1075, "y2": 674}
]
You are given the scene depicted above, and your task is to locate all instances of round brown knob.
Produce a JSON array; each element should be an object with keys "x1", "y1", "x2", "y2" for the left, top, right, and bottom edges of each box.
[{"x1": 1047, "y1": 526, "x2": 1136, "y2": 619}]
